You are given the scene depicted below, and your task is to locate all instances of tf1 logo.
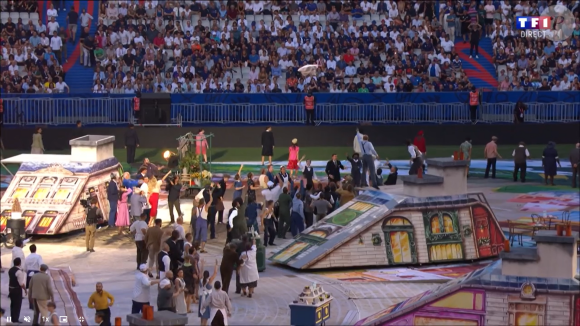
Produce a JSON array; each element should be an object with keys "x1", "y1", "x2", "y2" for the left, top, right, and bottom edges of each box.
[{"x1": 516, "y1": 16, "x2": 552, "y2": 38}]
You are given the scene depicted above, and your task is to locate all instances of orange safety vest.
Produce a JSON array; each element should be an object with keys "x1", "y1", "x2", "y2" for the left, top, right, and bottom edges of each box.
[
  {"x1": 304, "y1": 96, "x2": 314, "y2": 110},
  {"x1": 469, "y1": 91, "x2": 479, "y2": 105}
]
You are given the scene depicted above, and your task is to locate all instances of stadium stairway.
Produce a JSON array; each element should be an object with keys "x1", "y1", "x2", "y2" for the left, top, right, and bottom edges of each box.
[
  {"x1": 454, "y1": 37, "x2": 498, "y2": 89},
  {"x1": 44, "y1": 0, "x2": 98, "y2": 92}
]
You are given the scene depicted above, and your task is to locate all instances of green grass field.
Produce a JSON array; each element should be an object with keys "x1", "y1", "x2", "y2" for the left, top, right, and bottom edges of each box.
[{"x1": 2, "y1": 144, "x2": 574, "y2": 163}]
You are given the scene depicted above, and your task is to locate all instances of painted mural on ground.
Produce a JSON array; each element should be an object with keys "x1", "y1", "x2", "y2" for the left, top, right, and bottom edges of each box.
[{"x1": 318, "y1": 261, "x2": 492, "y2": 283}]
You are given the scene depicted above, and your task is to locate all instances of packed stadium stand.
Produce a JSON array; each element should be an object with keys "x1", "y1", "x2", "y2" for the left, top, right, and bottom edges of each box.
[{"x1": 1, "y1": 0, "x2": 579, "y2": 94}]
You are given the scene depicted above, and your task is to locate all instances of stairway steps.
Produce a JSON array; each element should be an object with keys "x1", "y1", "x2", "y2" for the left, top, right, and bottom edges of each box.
[{"x1": 454, "y1": 37, "x2": 498, "y2": 88}]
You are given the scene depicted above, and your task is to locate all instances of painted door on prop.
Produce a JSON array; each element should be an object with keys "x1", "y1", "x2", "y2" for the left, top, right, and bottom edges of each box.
[
  {"x1": 423, "y1": 211, "x2": 464, "y2": 262},
  {"x1": 382, "y1": 217, "x2": 418, "y2": 264},
  {"x1": 471, "y1": 205, "x2": 505, "y2": 258}
]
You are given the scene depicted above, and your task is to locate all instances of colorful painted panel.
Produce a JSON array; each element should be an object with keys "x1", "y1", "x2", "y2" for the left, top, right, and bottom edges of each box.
[
  {"x1": 574, "y1": 296, "x2": 580, "y2": 326},
  {"x1": 507, "y1": 295, "x2": 546, "y2": 326},
  {"x1": 430, "y1": 291, "x2": 474, "y2": 310},
  {"x1": 423, "y1": 210, "x2": 464, "y2": 262},
  {"x1": 413, "y1": 316, "x2": 478, "y2": 326},
  {"x1": 471, "y1": 205, "x2": 505, "y2": 257},
  {"x1": 328, "y1": 202, "x2": 375, "y2": 226},
  {"x1": 270, "y1": 242, "x2": 312, "y2": 264}
]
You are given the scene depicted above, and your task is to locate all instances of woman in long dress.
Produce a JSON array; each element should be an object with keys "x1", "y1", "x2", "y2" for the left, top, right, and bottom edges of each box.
[
  {"x1": 260, "y1": 127, "x2": 274, "y2": 165},
  {"x1": 175, "y1": 269, "x2": 187, "y2": 315},
  {"x1": 182, "y1": 254, "x2": 197, "y2": 313},
  {"x1": 542, "y1": 141, "x2": 561, "y2": 186},
  {"x1": 148, "y1": 177, "x2": 160, "y2": 226},
  {"x1": 199, "y1": 259, "x2": 218, "y2": 326},
  {"x1": 196, "y1": 129, "x2": 209, "y2": 163},
  {"x1": 31, "y1": 127, "x2": 45, "y2": 154},
  {"x1": 116, "y1": 185, "x2": 132, "y2": 234},
  {"x1": 239, "y1": 238, "x2": 259, "y2": 298}
]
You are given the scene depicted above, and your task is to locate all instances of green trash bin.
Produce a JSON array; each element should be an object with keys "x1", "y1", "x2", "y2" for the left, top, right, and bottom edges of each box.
[{"x1": 248, "y1": 232, "x2": 266, "y2": 272}]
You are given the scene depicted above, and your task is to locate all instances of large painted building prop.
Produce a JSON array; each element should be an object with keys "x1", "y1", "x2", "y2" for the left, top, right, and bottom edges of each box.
[
  {"x1": 0, "y1": 136, "x2": 121, "y2": 235},
  {"x1": 356, "y1": 231, "x2": 580, "y2": 326},
  {"x1": 271, "y1": 158, "x2": 507, "y2": 269}
]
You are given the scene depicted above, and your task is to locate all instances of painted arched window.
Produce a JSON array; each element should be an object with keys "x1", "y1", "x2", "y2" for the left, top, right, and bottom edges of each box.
[
  {"x1": 443, "y1": 214, "x2": 454, "y2": 233},
  {"x1": 382, "y1": 217, "x2": 416, "y2": 264},
  {"x1": 430, "y1": 215, "x2": 441, "y2": 233}
]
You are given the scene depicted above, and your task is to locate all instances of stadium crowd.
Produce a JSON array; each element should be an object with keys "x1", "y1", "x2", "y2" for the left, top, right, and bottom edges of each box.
[{"x1": 0, "y1": 0, "x2": 579, "y2": 94}]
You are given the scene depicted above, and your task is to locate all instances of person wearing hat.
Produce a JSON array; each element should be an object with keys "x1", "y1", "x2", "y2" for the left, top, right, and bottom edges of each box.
[
  {"x1": 288, "y1": 139, "x2": 300, "y2": 178},
  {"x1": 132, "y1": 264, "x2": 160, "y2": 314}
]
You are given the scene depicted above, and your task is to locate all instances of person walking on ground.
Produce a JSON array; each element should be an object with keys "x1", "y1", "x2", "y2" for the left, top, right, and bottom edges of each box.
[
  {"x1": 303, "y1": 184, "x2": 315, "y2": 227},
  {"x1": 325, "y1": 154, "x2": 345, "y2": 186},
  {"x1": 468, "y1": 86, "x2": 481, "y2": 124},
  {"x1": 291, "y1": 193, "x2": 305, "y2": 237},
  {"x1": 201, "y1": 281, "x2": 233, "y2": 325},
  {"x1": 29, "y1": 264, "x2": 53, "y2": 326},
  {"x1": 144, "y1": 218, "x2": 163, "y2": 278},
  {"x1": 174, "y1": 217, "x2": 186, "y2": 251},
  {"x1": 570, "y1": 143, "x2": 580, "y2": 188},
  {"x1": 232, "y1": 174, "x2": 244, "y2": 200},
  {"x1": 174, "y1": 269, "x2": 187, "y2": 315},
  {"x1": 149, "y1": 172, "x2": 172, "y2": 226},
  {"x1": 25, "y1": 244, "x2": 43, "y2": 309},
  {"x1": 167, "y1": 175, "x2": 183, "y2": 224},
  {"x1": 85, "y1": 198, "x2": 102, "y2": 252},
  {"x1": 260, "y1": 200, "x2": 277, "y2": 246},
  {"x1": 124, "y1": 124, "x2": 139, "y2": 164},
  {"x1": 460, "y1": 137, "x2": 473, "y2": 177},
  {"x1": 288, "y1": 139, "x2": 300, "y2": 178},
  {"x1": 166, "y1": 230, "x2": 184, "y2": 276},
  {"x1": 199, "y1": 259, "x2": 219, "y2": 326},
  {"x1": 542, "y1": 142, "x2": 561, "y2": 186},
  {"x1": 107, "y1": 174, "x2": 119, "y2": 228},
  {"x1": 158, "y1": 243, "x2": 172, "y2": 280},
  {"x1": 130, "y1": 213, "x2": 149, "y2": 270},
  {"x1": 31, "y1": 127, "x2": 45, "y2": 154},
  {"x1": 8, "y1": 258, "x2": 27, "y2": 324},
  {"x1": 194, "y1": 199, "x2": 209, "y2": 253},
  {"x1": 413, "y1": 131, "x2": 427, "y2": 172},
  {"x1": 260, "y1": 127, "x2": 275, "y2": 166},
  {"x1": 346, "y1": 153, "x2": 362, "y2": 188},
  {"x1": 130, "y1": 187, "x2": 147, "y2": 223},
  {"x1": 217, "y1": 175, "x2": 229, "y2": 225},
  {"x1": 239, "y1": 238, "x2": 259, "y2": 298},
  {"x1": 277, "y1": 187, "x2": 292, "y2": 239},
  {"x1": 220, "y1": 243, "x2": 241, "y2": 295},
  {"x1": 226, "y1": 198, "x2": 243, "y2": 244},
  {"x1": 116, "y1": 184, "x2": 132, "y2": 234},
  {"x1": 87, "y1": 282, "x2": 114, "y2": 325},
  {"x1": 360, "y1": 135, "x2": 380, "y2": 189},
  {"x1": 182, "y1": 254, "x2": 198, "y2": 312},
  {"x1": 302, "y1": 160, "x2": 315, "y2": 190},
  {"x1": 304, "y1": 90, "x2": 316, "y2": 125},
  {"x1": 12, "y1": 239, "x2": 25, "y2": 267},
  {"x1": 132, "y1": 264, "x2": 160, "y2": 314},
  {"x1": 245, "y1": 172, "x2": 260, "y2": 202},
  {"x1": 245, "y1": 197, "x2": 260, "y2": 233},
  {"x1": 407, "y1": 139, "x2": 423, "y2": 175},
  {"x1": 512, "y1": 141, "x2": 531, "y2": 183},
  {"x1": 196, "y1": 129, "x2": 210, "y2": 163},
  {"x1": 484, "y1": 136, "x2": 502, "y2": 178},
  {"x1": 207, "y1": 183, "x2": 221, "y2": 240}
]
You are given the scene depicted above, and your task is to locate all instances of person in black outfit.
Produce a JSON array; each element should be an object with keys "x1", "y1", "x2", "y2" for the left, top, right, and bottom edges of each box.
[
  {"x1": 325, "y1": 154, "x2": 345, "y2": 185},
  {"x1": 302, "y1": 160, "x2": 314, "y2": 190},
  {"x1": 217, "y1": 175, "x2": 229, "y2": 224},
  {"x1": 346, "y1": 153, "x2": 362, "y2": 187},
  {"x1": 166, "y1": 175, "x2": 182, "y2": 223},
  {"x1": 226, "y1": 197, "x2": 243, "y2": 244},
  {"x1": 165, "y1": 230, "x2": 183, "y2": 275},
  {"x1": 260, "y1": 127, "x2": 275, "y2": 165},
  {"x1": 469, "y1": 22, "x2": 482, "y2": 58},
  {"x1": 125, "y1": 124, "x2": 140, "y2": 164},
  {"x1": 207, "y1": 183, "x2": 221, "y2": 239},
  {"x1": 73, "y1": 120, "x2": 84, "y2": 139},
  {"x1": 513, "y1": 101, "x2": 527, "y2": 124},
  {"x1": 107, "y1": 176, "x2": 119, "y2": 228},
  {"x1": 234, "y1": 236, "x2": 249, "y2": 294},
  {"x1": 9, "y1": 257, "x2": 27, "y2": 324},
  {"x1": 384, "y1": 163, "x2": 398, "y2": 185}
]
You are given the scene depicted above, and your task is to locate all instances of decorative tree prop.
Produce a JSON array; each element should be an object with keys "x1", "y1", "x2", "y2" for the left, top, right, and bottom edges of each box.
[
  {"x1": 11, "y1": 198, "x2": 23, "y2": 219},
  {"x1": 176, "y1": 132, "x2": 215, "y2": 173}
]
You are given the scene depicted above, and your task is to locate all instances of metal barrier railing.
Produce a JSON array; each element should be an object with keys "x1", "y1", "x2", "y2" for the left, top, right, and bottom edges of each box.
[
  {"x1": 2, "y1": 97, "x2": 134, "y2": 125},
  {"x1": 2, "y1": 97, "x2": 579, "y2": 126}
]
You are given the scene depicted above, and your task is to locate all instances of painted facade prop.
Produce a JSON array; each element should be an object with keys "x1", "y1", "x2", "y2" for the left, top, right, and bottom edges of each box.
[
  {"x1": 355, "y1": 230, "x2": 579, "y2": 326},
  {"x1": 270, "y1": 192, "x2": 506, "y2": 269},
  {"x1": 0, "y1": 136, "x2": 121, "y2": 235}
]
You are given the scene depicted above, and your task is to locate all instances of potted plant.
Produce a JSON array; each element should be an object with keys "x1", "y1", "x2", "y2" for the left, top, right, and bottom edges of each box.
[{"x1": 178, "y1": 151, "x2": 200, "y2": 176}]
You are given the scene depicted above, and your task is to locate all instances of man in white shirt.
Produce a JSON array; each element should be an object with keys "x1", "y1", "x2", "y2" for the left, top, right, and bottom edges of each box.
[
  {"x1": 47, "y1": 4, "x2": 58, "y2": 19},
  {"x1": 130, "y1": 214, "x2": 148, "y2": 270},
  {"x1": 8, "y1": 257, "x2": 27, "y2": 324},
  {"x1": 132, "y1": 264, "x2": 160, "y2": 314},
  {"x1": 11, "y1": 239, "x2": 26, "y2": 267},
  {"x1": 512, "y1": 142, "x2": 530, "y2": 183},
  {"x1": 174, "y1": 217, "x2": 185, "y2": 241},
  {"x1": 47, "y1": 17, "x2": 60, "y2": 35},
  {"x1": 157, "y1": 243, "x2": 171, "y2": 280},
  {"x1": 407, "y1": 139, "x2": 423, "y2": 175},
  {"x1": 440, "y1": 35, "x2": 454, "y2": 53},
  {"x1": 55, "y1": 78, "x2": 69, "y2": 93},
  {"x1": 50, "y1": 31, "x2": 63, "y2": 62}
]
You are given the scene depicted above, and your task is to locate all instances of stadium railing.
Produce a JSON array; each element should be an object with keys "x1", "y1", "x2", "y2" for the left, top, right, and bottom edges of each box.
[{"x1": 1, "y1": 93, "x2": 579, "y2": 126}]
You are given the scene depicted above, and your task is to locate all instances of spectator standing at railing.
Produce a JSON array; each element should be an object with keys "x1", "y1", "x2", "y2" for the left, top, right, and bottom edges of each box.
[
  {"x1": 468, "y1": 86, "x2": 480, "y2": 124},
  {"x1": 303, "y1": 90, "x2": 316, "y2": 126},
  {"x1": 513, "y1": 102, "x2": 527, "y2": 124}
]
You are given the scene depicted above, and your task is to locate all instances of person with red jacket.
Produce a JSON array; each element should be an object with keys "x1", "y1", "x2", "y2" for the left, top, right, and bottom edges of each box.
[{"x1": 413, "y1": 131, "x2": 427, "y2": 171}]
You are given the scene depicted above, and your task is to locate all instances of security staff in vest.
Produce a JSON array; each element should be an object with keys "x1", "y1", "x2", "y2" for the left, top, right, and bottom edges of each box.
[
  {"x1": 360, "y1": 135, "x2": 380, "y2": 189},
  {"x1": 468, "y1": 86, "x2": 480, "y2": 124},
  {"x1": 86, "y1": 198, "x2": 102, "y2": 252},
  {"x1": 512, "y1": 141, "x2": 531, "y2": 183},
  {"x1": 304, "y1": 90, "x2": 316, "y2": 125},
  {"x1": 9, "y1": 257, "x2": 27, "y2": 324}
]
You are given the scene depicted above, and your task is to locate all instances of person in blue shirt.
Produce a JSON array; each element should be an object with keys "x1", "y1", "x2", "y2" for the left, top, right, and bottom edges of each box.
[
  {"x1": 248, "y1": 50, "x2": 259, "y2": 67},
  {"x1": 351, "y1": 4, "x2": 364, "y2": 21},
  {"x1": 245, "y1": 197, "x2": 259, "y2": 233}
]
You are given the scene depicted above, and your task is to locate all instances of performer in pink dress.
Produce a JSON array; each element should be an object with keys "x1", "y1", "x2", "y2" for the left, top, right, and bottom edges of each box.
[
  {"x1": 288, "y1": 139, "x2": 300, "y2": 178},
  {"x1": 116, "y1": 186, "x2": 132, "y2": 234},
  {"x1": 196, "y1": 129, "x2": 209, "y2": 163}
]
